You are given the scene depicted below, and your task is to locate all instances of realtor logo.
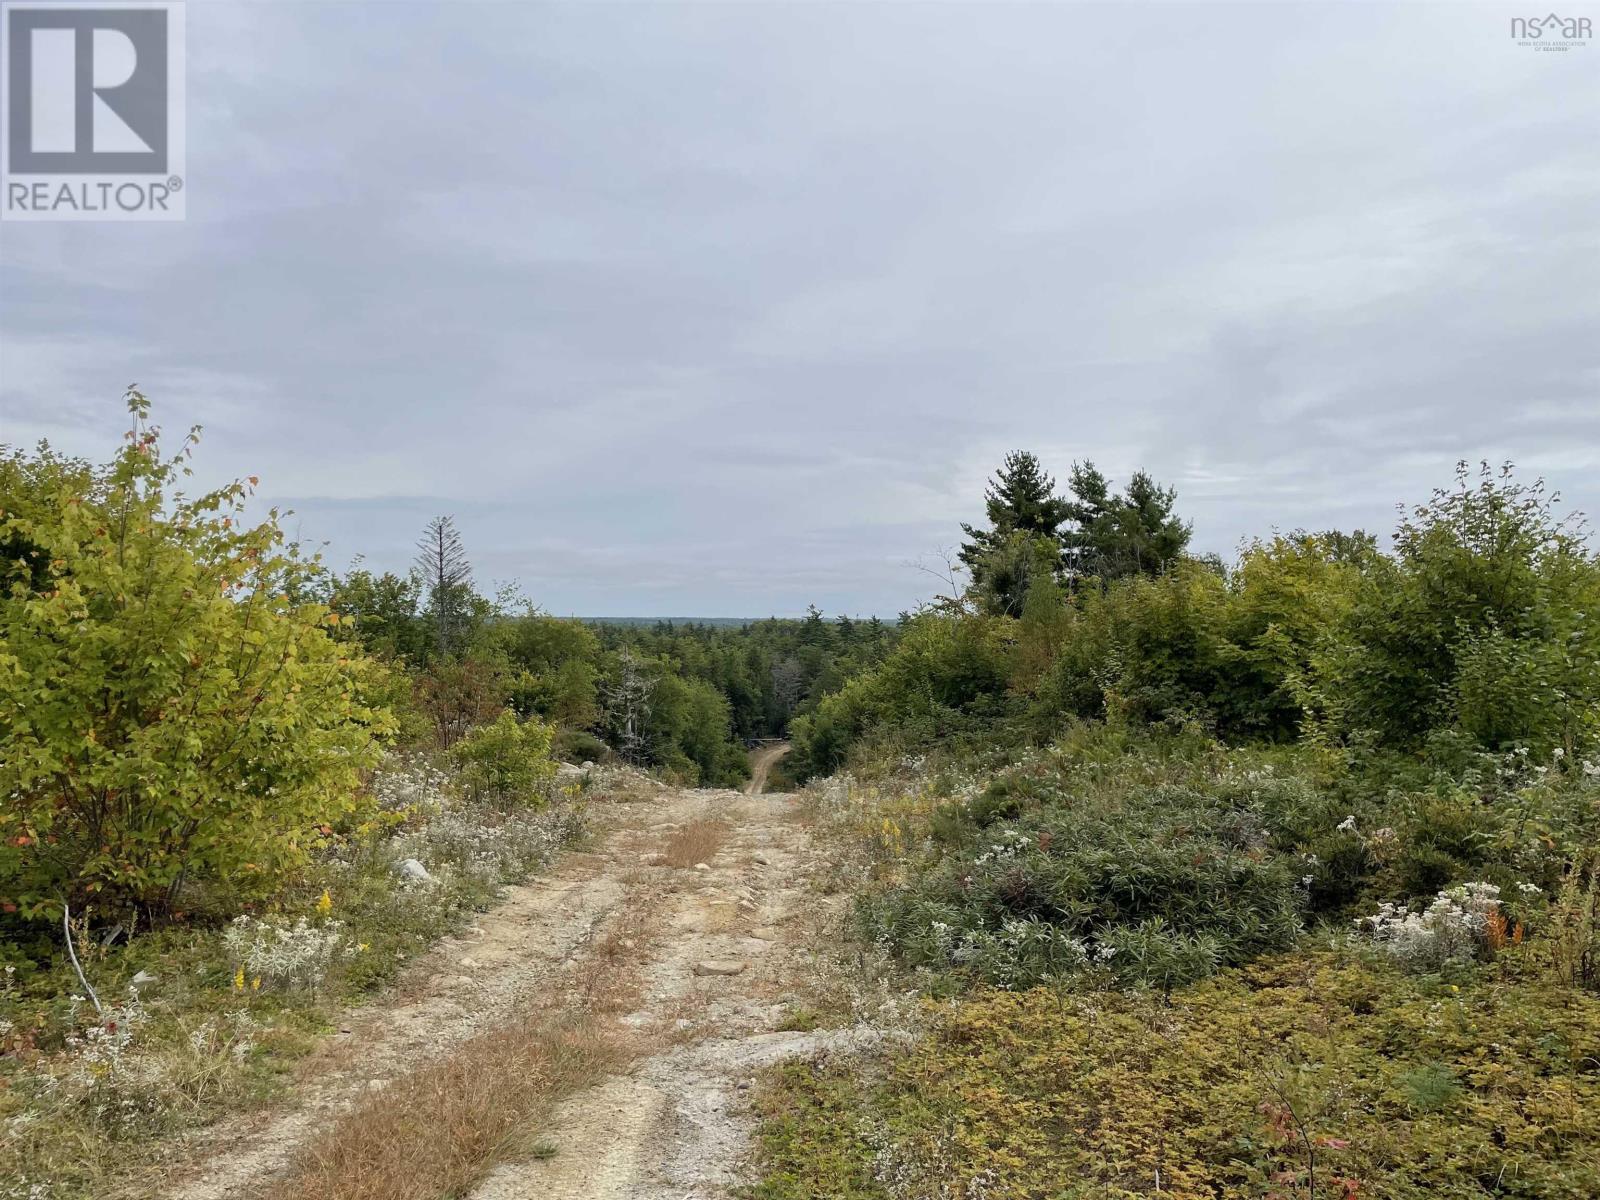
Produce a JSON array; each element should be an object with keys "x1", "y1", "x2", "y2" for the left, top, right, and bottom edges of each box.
[{"x1": 2, "y1": 1, "x2": 185, "y2": 220}]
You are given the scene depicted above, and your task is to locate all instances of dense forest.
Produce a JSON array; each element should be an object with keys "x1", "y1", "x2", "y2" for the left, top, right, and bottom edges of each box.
[{"x1": 327, "y1": 545, "x2": 896, "y2": 788}]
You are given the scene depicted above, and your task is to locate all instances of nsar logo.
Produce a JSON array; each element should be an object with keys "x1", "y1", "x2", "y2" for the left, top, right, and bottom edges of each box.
[{"x1": 1510, "y1": 11, "x2": 1593, "y2": 50}]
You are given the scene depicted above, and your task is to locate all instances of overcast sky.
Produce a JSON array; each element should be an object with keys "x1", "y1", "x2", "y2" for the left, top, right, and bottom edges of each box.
[{"x1": 2, "y1": 2, "x2": 1596, "y2": 616}]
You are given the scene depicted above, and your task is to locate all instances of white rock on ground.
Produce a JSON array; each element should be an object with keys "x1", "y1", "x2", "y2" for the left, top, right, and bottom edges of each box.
[{"x1": 394, "y1": 857, "x2": 434, "y2": 882}]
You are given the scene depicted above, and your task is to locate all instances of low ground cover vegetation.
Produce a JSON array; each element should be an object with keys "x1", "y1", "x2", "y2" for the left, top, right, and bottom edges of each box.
[{"x1": 755, "y1": 946, "x2": 1600, "y2": 1200}]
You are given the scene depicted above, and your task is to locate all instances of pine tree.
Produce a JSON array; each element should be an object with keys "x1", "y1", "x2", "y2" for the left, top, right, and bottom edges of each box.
[
  {"x1": 1063, "y1": 463, "x2": 1191, "y2": 581},
  {"x1": 1061, "y1": 461, "x2": 1112, "y2": 578},
  {"x1": 959, "y1": 451, "x2": 1072, "y2": 573}
]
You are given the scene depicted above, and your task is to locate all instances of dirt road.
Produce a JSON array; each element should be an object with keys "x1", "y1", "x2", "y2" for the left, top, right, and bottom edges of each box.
[
  {"x1": 745, "y1": 741, "x2": 791, "y2": 795},
  {"x1": 170, "y1": 779, "x2": 827, "y2": 1200}
]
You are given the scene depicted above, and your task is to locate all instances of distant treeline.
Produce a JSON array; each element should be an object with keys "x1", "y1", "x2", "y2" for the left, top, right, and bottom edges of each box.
[
  {"x1": 581, "y1": 616, "x2": 806, "y2": 628},
  {"x1": 329, "y1": 535, "x2": 897, "y2": 787}
]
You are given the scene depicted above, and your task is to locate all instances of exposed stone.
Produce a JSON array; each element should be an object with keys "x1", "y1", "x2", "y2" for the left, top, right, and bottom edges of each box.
[
  {"x1": 693, "y1": 959, "x2": 747, "y2": 977},
  {"x1": 394, "y1": 857, "x2": 434, "y2": 883}
]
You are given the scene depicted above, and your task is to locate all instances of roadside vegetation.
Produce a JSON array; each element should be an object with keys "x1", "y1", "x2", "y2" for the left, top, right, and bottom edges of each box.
[
  {"x1": 0, "y1": 394, "x2": 754, "y2": 1199},
  {"x1": 332, "y1": 543, "x2": 896, "y2": 788},
  {"x1": 759, "y1": 452, "x2": 1600, "y2": 1199},
  {"x1": 0, "y1": 391, "x2": 888, "y2": 1199}
]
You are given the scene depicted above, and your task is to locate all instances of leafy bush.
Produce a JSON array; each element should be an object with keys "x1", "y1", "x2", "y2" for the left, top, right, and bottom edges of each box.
[
  {"x1": 552, "y1": 727, "x2": 608, "y2": 764},
  {"x1": 1028, "y1": 536, "x2": 1367, "y2": 743},
  {"x1": 0, "y1": 392, "x2": 393, "y2": 921},
  {"x1": 1306, "y1": 463, "x2": 1600, "y2": 756},
  {"x1": 790, "y1": 612, "x2": 1015, "y2": 778},
  {"x1": 448, "y1": 710, "x2": 557, "y2": 805},
  {"x1": 413, "y1": 655, "x2": 510, "y2": 749}
]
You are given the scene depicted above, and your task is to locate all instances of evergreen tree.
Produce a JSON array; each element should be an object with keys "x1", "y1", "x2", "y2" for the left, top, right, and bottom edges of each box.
[
  {"x1": 1063, "y1": 463, "x2": 1191, "y2": 582},
  {"x1": 960, "y1": 452, "x2": 1073, "y2": 569},
  {"x1": 1061, "y1": 461, "x2": 1112, "y2": 577},
  {"x1": 959, "y1": 451, "x2": 1073, "y2": 612}
]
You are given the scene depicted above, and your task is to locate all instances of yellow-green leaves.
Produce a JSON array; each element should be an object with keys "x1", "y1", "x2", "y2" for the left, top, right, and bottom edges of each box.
[{"x1": 0, "y1": 391, "x2": 395, "y2": 920}]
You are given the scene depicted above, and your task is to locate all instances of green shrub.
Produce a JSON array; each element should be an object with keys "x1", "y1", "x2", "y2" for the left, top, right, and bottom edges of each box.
[
  {"x1": 552, "y1": 727, "x2": 608, "y2": 764},
  {"x1": 860, "y1": 768, "x2": 1306, "y2": 990},
  {"x1": 1023, "y1": 537, "x2": 1366, "y2": 744},
  {"x1": 0, "y1": 392, "x2": 393, "y2": 921},
  {"x1": 1306, "y1": 463, "x2": 1600, "y2": 756},
  {"x1": 790, "y1": 612, "x2": 1015, "y2": 778},
  {"x1": 448, "y1": 710, "x2": 557, "y2": 805}
]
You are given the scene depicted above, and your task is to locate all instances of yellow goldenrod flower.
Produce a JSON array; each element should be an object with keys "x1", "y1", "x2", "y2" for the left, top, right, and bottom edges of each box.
[
  {"x1": 252, "y1": 977, "x2": 262, "y2": 991},
  {"x1": 316, "y1": 888, "x2": 333, "y2": 915},
  {"x1": 233, "y1": 966, "x2": 245, "y2": 991}
]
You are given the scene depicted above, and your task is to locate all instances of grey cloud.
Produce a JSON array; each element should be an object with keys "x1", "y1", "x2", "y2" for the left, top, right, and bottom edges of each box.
[{"x1": 2, "y1": 2, "x2": 1596, "y2": 615}]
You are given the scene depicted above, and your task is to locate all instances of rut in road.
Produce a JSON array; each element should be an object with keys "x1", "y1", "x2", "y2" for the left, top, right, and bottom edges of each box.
[
  {"x1": 168, "y1": 780, "x2": 836, "y2": 1200},
  {"x1": 471, "y1": 780, "x2": 832, "y2": 1200}
]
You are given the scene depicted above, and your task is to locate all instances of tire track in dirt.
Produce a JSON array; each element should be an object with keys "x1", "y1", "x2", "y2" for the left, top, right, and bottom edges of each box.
[
  {"x1": 469, "y1": 786, "x2": 825, "y2": 1200},
  {"x1": 166, "y1": 782, "x2": 827, "y2": 1200}
]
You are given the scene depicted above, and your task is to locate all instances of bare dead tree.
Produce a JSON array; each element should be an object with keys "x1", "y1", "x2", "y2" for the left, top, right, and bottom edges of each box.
[
  {"x1": 770, "y1": 656, "x2": 805, "y2": 717},
  {"x1": 604, "y1": 650, "x2": 653, "y2": 764},
  {"x1": 414, "y1": 516, "x2": 473, "y2": 658},
  {"x1": 910, "y1": 546, "x2": 975, "y2": 615}
]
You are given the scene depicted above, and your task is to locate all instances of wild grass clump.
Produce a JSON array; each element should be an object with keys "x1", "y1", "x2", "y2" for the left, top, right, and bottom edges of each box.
[
  {"x1": 659, "y1": 818, "x2": 728, "y2": 868},
  {"x1": 263, "y1": 1012, "x2": 625, "y2": 1200}
]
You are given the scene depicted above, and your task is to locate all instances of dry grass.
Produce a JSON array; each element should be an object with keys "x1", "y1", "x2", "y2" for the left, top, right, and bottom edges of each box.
[
  {"x1": 659, "y1": 817, "x2": 728, "y2": 868},
  {"x1": 262, "y1": 1012, "x2": 626, "y2": 1200},
  {"x1": 571, "y1": 895, "x2": 658, "y2": 1016},
  {"x1": 260, "y1": 854, "x2": 678, "y2": 1200}
]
